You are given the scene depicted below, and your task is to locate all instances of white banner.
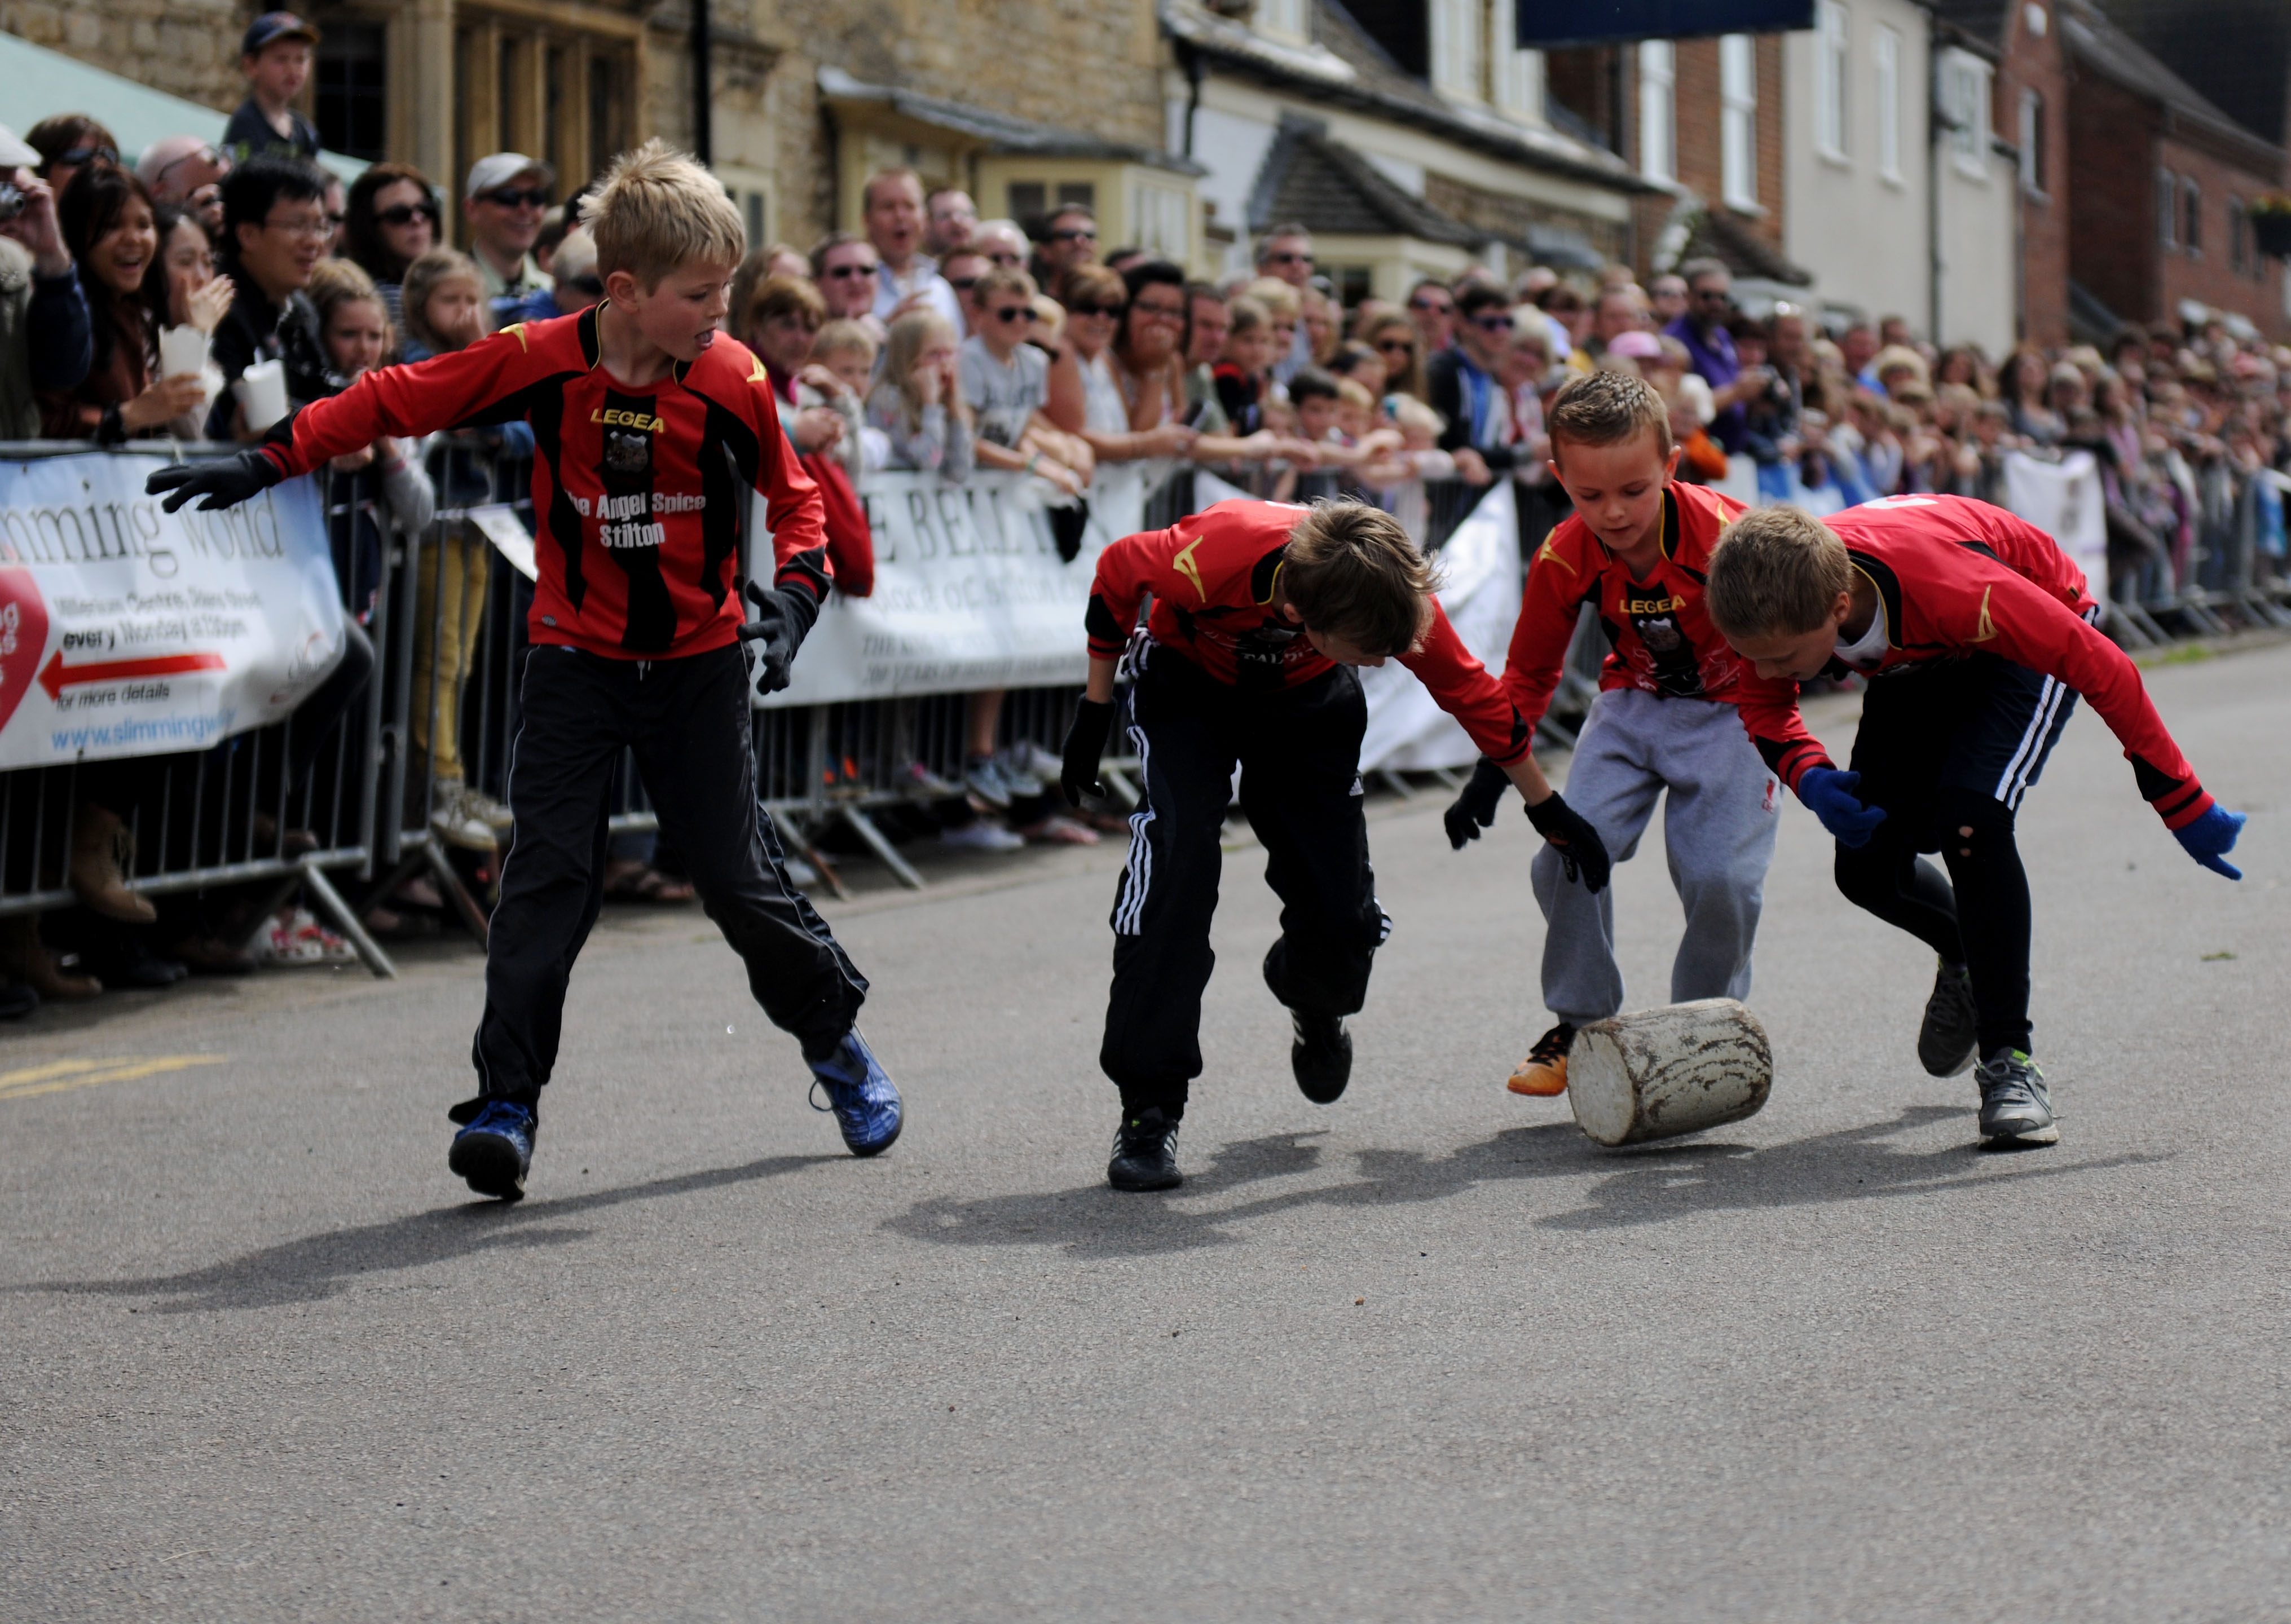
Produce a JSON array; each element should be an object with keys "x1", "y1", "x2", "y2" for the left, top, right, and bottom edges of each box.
[
  {"x1": 751, "y1": 465, "x2": 1162, "y2": 707},
  {"x1": 2001, "y1": 448, "x2": 2107, "y2": 601},
  {"x1": 1352, "y1": 480, "x2": 1523, "y2": 771},
  {"x1": 0, "y1": 452, "x2": 346, "y2": 770}
]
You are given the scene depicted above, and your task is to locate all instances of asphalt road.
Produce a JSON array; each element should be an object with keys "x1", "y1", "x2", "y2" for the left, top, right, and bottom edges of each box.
[{"x1": 5, "y1": 642, "x2": 2287, "y2": 1623}]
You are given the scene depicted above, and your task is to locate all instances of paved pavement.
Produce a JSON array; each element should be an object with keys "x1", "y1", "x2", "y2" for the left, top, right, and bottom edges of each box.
[{"x1": 5, "y1": 643, "x2": 2288, "y2": 1622}]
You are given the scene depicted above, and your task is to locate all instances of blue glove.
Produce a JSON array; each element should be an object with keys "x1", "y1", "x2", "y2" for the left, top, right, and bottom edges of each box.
[
  {"x1": 1796, "y1": 767, "x2": 1888, "y2": 848},
  {"x1": 2174, "y1": 805, "x2": 2246, "y2": 880}
]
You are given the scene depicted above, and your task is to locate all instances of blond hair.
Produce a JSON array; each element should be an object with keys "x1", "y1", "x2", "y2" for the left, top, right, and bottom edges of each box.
[
  {"x1": 307, "y1": 258, "x2": 382, "y2": 330},
  {"x1": 1705, "y1": 507, "x2": 1854, "y2": 640},
  {"x1": 971, "y1": 265, "x2": 1036, "y2": 309},
  {"x1": 811, "y1": 318, "x2": 878, "y2": 364},
  {"x1": 400, "y1": 249, "x2": 483, "y2": 354},
  {"x1": 1280, "y1": 500, "x2": 1440, "y2": 656},
  {"x1": 1333, "y1": 377, "x2": 1373, "y2": 410},
  {"x1": 1389, "y1": 394, "x2": 1444, "y2": 437},
  {"x1": 871, "y1": 308, "x2": 962, "y2": 433},
  {"x1": 1547, "y1": 368, "x2": 1675, "y2": 461},
  {"x1": 1244, "y1": 277, "x2": 1301, "y2": 321},
  {"x1": 580, "y1": 139, "x2": 745, "y2": 289}
]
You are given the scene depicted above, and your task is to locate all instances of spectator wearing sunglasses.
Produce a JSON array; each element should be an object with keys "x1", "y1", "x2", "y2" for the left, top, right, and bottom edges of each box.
[
  {"x1": 809, "y1": 231, "x2": 888, "y2": 342},
  {"x1": 971, "y1": 218, "x2": 1031, "y2": 275},
  {"x1": 25, "y1": 115, "x2": 121, "y2": 204},
  {"x1": 1662, "y1": 258, "x2": 1755, "y2": 452},
  {"x1": 1404, "y1": 276, "x2": 1456, "y2": 357},
  {"x1": 223, "y1": 12, "x2": 323, "y2": 166},
  {"x1": 862, "y1": 166, "x2": 963, "y2": 333},
  {"x1": 462, "y1": 152, "x2": 553, "y2": 303},
  {"x1": 1253, "y1": 222, "x2": 1318, "y2": 381},
  {"x1": 1030, "y1": 203, "x2": 1097, "y2": 291},
  {"x1": 939, "y1": 248, "x2": 990, "y2": 336},
  {"x1": 1425, "y1": 283, "x2": 1522, "y2": 487},
  {"x1": 137, "y1": 136, "x2": 232, "y2": 237},
  {"x1": 342, "y1": 161, "x2": 442, "y2": 332}
]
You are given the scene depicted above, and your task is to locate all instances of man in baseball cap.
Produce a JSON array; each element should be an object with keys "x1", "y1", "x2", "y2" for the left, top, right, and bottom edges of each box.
[
  {"x1": 464, "y1": 153, "x2": 556, "y2": 302},
  {"x1": 224, "y1": 12, "x2": 322, "y2": 166}
]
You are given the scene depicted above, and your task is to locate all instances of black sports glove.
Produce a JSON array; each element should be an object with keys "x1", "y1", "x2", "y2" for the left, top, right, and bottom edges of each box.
[
  {"x1": 1060, "y1": 698, "x2": 1116, "y2": 807},
  {"x1": 1443, "y1": 756, "x2": 1511, "y2": 851},
  {"x1": 1526, "y1": 791, "x2": 1612, "y2": 894},
  {"x1": 144, "y1": 448, "x2": 283, "y2": 513},
  {"x1": 737, "y1": 579, "x2": 821, "y2": 694}
]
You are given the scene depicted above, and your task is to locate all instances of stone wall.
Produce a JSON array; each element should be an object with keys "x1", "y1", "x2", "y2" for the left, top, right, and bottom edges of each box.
[
  {"x1": 693, "y1": 0, "x2": 1170, "y2": 244},
  {"x1": 1, "y1": 0, "x2": 252, "y2": 118}
]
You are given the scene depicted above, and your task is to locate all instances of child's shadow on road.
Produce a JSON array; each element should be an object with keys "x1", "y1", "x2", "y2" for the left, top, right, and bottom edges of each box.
[{"x1": 885, "y1": 1105, "x2": 2164, "y2": 1257}]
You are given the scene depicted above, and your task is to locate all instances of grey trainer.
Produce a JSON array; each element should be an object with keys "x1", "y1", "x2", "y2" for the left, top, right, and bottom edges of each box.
[{"x1": 1975, "y1": 1050, "x2": 2058, "y2": 1145}]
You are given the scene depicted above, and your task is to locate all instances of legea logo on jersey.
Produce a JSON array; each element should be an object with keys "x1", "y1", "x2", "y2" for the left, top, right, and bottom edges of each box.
[{"x1": 593, "y1": 407, "x2": 666, "y2": 433}]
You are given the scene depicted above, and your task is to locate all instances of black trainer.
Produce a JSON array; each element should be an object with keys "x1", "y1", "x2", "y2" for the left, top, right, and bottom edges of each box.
[
  {"x1": 1108, "y1": 1107, "x2": 1182, "y2": 1191},
  {"x1": 1290, "y1": 1012, "x2": 1353, "y2": 1104},
  {"x1": 1975, "y1": 1049, "x2": 2058, "y2": 1146},
  {"x1": 1918, "y1": 959, "x2": 1980, "y2": 1077}
]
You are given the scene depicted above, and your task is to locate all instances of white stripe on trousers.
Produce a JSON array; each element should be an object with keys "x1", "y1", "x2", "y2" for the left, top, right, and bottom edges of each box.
[
  {"x1": 1993, "y1": 674, "x2": 2064, "y2": 809},
  {"x1": 1113, "y1": 720, "x2": 1156, "y2": 936},
  {"x1": 1991, "y1": 605, "x2": 2096, "y2": 810}
]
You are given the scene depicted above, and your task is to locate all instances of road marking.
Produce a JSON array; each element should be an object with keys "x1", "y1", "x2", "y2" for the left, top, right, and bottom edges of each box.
[{"x1": 0, "y1": 1055, "x2": 227, "y2": 1103}]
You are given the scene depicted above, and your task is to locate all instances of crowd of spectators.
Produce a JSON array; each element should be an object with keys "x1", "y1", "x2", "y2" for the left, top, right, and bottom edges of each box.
[{"x1": 5, "y1": 74, "x2": 2291, "y2": 1007}]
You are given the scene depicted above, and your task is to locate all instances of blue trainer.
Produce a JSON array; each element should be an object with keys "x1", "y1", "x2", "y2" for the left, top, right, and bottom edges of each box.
[
  {"x1": 448, "y1": 1098, "x2": 537, "y2": 1200},
  {"x1": 808, "y1": 1029, "x2": 902, "y2": 1157}
]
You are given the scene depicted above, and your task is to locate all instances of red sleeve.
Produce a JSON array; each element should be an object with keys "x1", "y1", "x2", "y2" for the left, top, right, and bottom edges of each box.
[
  {"x1": 1400, "y1": 601, "x2": 1534, "y2": 766},
  {"x1": 1734, "y1": 670, "x2": 1835, "y2": 791},
  {"x1": 744, "y1": 365, "x2": 828, "y2": 607},
  {"x1": 1085, "y1": 523, "x2": 1184, "y2": 660},
  {"x1": 800, "y1": 451, "x2": 874, "y2": 598},
  {"x1": 1956, "y1": 563, "x2": 2213, "y2": 829},
  {"x1": 1501, "y1": 524, "x2": 1597, "y2": 735},
  {"x1": 265, "y1": 329, "x2": 539, "y2": 476}
]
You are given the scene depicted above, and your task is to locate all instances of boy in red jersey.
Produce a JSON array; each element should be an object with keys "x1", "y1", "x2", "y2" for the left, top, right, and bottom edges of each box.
[
  {"x1": 1058, "y1": 498, "x2": 1609, "y2": 1191},
  {"x1": 149, "y1": 143, "x2": 901, "y2": 1197},
  {"x1": 1445, "y1": 371, "x2": 1825, "y2": 1097},
  {"x1": 1706, "y1": 499, "x2": 2245, "y2": 1146}
]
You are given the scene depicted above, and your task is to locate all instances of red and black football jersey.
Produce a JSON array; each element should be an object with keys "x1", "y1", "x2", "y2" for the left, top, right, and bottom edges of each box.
[
  {"x1": 1086, "y1": 499, "x2": 1534, "y2": 765},
  {"x1": 261, "y1": 306, "x2": 826, "y2": 659},
  {"x1": 1507, "y1": 482, "x2": 1829, "y2": 791},
  {"x1": 1813, "y1": 495, "x2": 2213, "y2": 829}
]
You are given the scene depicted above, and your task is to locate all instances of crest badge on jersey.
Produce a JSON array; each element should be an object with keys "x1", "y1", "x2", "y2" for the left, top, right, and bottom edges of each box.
[{"x1": 602, "y1": 427, "x2": 652, "y2": 478}]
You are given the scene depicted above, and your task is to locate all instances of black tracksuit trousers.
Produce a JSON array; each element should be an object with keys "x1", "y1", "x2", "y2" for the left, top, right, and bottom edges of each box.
[
  {"x1": 1832, "y1": 653, "x2": 2077, "y2": 1058},
  {"x1": 473, "y1": 643, "x2": 867, "y2": 1102},
  {"x1": 1101, "y1": 646, "x2": 1390, "y2": 1118}
]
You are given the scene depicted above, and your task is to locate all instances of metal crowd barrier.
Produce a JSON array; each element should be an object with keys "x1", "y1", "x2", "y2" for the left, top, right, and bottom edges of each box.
[
  {"x1": 0, "y1": 442, "x2": 393, "y2": 974},
  {"x1": 0, "y1": 442, "x2": 1660, "y2": 965}
]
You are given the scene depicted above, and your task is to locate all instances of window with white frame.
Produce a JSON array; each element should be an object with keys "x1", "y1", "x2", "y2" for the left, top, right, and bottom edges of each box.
[
  {"x1": 1255, "y1": 0, "x2": 1307, "y2": 41},
  {"x1": 2183, "y1": 176, "x2": 2202, "y2": 255},
  {"x1": 1430, "y1": 0, "x2": 1483, "y2": 102},
  {"x1": 1875, "y1": 27, "x2": 1902, "y2": 182},
  {"x1": 2017, "y1": 86, "x2": 2046, "y2": 194},
  {"x1": 2158, "y1": 169, "x2": 2178, "y2": 248},
  {"x1": 1129, "y1": 178, "x2": 1193, "y2": 263},
  {"x1": 1816, "y1": 2, "x2": 1849, "y2": 160},
  {"x1": 1942, "y1": 51, "x2": 1990, "y2": 177},
  {"x1": 1488, "y1": 0, "x2": 1545, "y2": 121},
  {"x1": 1640, "y1": 39, "x2": 1676, "y2": 182},
  {"x1": 1720, "y1": 34, "x2": 1758, "y2": 208}
]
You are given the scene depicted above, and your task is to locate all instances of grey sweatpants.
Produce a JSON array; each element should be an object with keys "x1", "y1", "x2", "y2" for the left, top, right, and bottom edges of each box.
[{"x1": 1532, "y1": 687, "x2": 1781, "y2": 1029}]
